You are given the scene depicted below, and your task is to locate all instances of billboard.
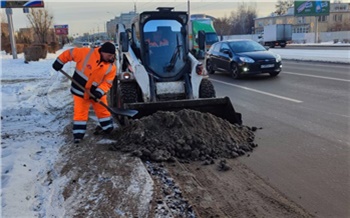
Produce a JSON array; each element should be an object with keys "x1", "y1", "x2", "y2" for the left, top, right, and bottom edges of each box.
[
  {"x1": 1, "y1": 0, "x2": 44, "y2": 8},
  {"x1": 294, "y1": 1, "x2": 330, "y2": 16},
  {"x1": 54, "y1": 24, "x2": 69, "y2": 35}
]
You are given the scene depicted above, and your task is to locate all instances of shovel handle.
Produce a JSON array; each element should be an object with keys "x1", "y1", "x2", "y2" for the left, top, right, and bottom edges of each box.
[{"x1": 58, "y1": 69, "x2": 138, "y2": 117}]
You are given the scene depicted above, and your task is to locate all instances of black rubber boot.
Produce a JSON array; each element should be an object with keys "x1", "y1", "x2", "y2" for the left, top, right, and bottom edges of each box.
[
  {"x1": 93, "y1": 126, "x2": 103, "y2": 135},
  {"x1": 103, "y1": 127, "x2": 113, "y2": 134}
]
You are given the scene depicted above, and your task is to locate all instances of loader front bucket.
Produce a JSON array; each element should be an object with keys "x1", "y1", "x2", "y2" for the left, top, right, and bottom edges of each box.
[{"x1": 124, "y1": 96, "x2": 242, "y2": 125}]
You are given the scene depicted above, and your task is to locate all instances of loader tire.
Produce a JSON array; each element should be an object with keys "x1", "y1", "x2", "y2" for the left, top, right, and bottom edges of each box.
[
  {"x1": 117, "y1": 82, "x2": 140, "y2": 125},
  {"x1": 108, "y1": 78, "x2": 119, "y2": 108},
  {"x1": 118, "y1": 82, "x2": 139, "y2": 104},
  {"x1": 199, "y1": 79, "x2": 216, "y2": 98}
]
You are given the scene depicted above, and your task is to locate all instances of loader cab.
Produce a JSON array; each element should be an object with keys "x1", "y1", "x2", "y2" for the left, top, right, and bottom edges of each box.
[
  {"x1": 143, "y1": 21, "x2": 186, "y2": 77},
  {"x1": 131, "y1": 7, "x2": 189, "y2": 80}
]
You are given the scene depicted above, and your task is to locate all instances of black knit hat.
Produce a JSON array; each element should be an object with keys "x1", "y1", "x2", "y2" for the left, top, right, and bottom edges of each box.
[{"x1": 100, "y1": 42, "x2": 116, "y2": 54}]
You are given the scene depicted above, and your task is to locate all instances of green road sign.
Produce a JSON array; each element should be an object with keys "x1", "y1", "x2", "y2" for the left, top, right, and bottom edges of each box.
[{"x1": 294, "y1": 1, "x2": 330, "y2": 16}]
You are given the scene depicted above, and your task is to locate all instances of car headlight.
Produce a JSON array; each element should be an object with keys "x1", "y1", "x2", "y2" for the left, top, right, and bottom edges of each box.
[
  {"x1": 275, "y1": 54, "x2": 282, "y2": 62},
  {"x1": 239, "y1": 57, "x2": 255, "y2": 63}
]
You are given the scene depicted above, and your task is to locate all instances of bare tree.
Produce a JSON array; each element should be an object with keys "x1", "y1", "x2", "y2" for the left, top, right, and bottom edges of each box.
[
  {"x1": 275, "y1": 0, "x2": 294, "y2": 15},
  {"x1": 229, "y1": 2, "x2": 257, "y2": 35},
  {"x1": 213, "y1": 16, "x2": 231, "y2": 38},
  {"x1": 1, "y1": 11, "x2": 7, "y2": 23},
  {"x1": 328, "y1": 19, "x2": 350, "y2": 31},
  {"x1": 26, "y1": 8, "x2": 53, "y2": 43}
]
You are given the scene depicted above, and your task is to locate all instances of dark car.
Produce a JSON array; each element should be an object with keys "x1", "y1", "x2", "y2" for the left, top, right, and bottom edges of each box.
[{"x1": 205, "y1": 39, "x2": 282, "y2": 79}]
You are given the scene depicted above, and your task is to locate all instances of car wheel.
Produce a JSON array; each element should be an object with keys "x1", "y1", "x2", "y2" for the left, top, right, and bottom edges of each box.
[
  {"x1": 230, "y1": 63, "x2": 241, "y2": 79},
  {"x1": 206, "y1": 59, "x2": 215, "y2": 74},
  {"x1": 269, "y1": 72, "x2": 280, "y2": 77}
]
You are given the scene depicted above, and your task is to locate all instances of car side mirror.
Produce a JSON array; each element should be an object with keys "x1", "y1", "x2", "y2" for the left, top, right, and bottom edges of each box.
[{"x1": 222, "y1": 49, "x2": 231, "y2": 55}]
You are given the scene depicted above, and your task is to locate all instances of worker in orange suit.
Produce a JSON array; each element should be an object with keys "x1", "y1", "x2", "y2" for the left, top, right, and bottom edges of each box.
[
  {"x1": 146, "y1": 30, "x2": 169, "y2": 47},
  {"x1": 52, "y1": 42, "x2": 117, "y2": 143}
]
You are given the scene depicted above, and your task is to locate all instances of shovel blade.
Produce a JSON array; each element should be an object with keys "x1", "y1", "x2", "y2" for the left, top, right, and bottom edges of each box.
[{"x1": 109, "y1": 107, "x2": 138, "y2": 117}]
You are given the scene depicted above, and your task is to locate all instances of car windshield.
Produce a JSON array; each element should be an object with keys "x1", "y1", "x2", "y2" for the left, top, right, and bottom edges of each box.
[
  {"x1": 143, "y1": 19, "x2": 185, "y2": 77},
  {"x1": 228, "y1": 40, "x2": 266, "y2": 53}
]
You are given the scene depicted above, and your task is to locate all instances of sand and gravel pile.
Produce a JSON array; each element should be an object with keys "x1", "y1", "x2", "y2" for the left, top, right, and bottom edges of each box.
[{"x1": 112, "y1": 109, "x2": 257, "y2": 162}]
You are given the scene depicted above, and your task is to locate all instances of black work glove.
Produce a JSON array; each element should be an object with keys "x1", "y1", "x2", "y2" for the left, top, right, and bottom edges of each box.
[
  {"x1": 52, "y1": 60, "x2": 63, "y2": 71},
  {"x1": 90, "y1": 87, "x2": 103, "y2": 102}
]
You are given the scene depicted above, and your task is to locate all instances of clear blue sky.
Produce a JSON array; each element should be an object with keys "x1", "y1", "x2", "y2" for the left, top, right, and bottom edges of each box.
[{"x1": 1, "y1": 0, "x2": 346, "y2": 36}]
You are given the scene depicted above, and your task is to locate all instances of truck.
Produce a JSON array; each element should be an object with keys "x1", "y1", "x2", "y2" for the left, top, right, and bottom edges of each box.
[
  {"x1": 190, "y1": 16, "x2": 219, "y2": 58},
  {"x1": 258, "y1": 24, "x2": 292, "y2": 48},
  {"x1": 109, "y1": 7, "x2": 242, "y2": 125}
]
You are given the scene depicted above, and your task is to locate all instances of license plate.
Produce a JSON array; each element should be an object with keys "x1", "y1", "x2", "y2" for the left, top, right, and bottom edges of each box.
[{"x1": 261, "y1": 64, "x2": 274, "y2": 68}]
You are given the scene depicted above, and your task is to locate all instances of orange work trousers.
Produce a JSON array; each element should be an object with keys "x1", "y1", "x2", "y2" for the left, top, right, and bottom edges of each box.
[
  {"x1": 73, "y1": 95, "x2": 111, "y2": 121},
  {"x1": 72, "y1": 95, "x2": 113, "y2": 140}
]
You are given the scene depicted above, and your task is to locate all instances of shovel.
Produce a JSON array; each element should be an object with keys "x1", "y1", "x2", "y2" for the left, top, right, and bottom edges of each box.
[{"x1": 58, "y1": 69, "x2": 138, "y2": 117}]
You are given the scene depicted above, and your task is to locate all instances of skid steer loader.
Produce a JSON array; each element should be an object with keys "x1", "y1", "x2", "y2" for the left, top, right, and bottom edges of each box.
[{"x1": 108, "y1": 7, "x2": 242, "y2": 125}]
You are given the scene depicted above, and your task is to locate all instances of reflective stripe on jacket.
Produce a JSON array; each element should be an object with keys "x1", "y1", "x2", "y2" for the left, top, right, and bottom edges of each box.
[{"x1": 56, "y1": 47, "x2": 116, "y2": 99}]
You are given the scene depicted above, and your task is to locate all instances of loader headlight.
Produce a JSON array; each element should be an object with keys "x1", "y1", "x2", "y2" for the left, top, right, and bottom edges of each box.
[{"x1": 122, "y1": 72, "x2": 131, "y2": 80}]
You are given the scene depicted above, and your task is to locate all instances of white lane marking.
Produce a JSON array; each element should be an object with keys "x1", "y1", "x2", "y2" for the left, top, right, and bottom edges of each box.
[
  {"x1": 210, "y1": 79, "x2": 303, "y2": 103},
  {"x1": 283, "y1": 62, "x2": 350, "y2": 70},
  {"x1": 283, "y1": 71, "x2": 350, "y2": 82}
]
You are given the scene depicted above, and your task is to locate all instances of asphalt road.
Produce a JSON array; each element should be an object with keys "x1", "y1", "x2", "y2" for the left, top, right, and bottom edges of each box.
[{"x1": 208, "y1": 60, "x2": 350, "y2": 218}]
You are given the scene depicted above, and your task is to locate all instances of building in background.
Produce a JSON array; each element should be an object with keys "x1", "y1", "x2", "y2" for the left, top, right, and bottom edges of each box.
[
  {"x1": 253, "y1": 2, "x2": 350, "y2": 35},
  {"x1": 106, "y1": 11, "x2": 138, "y2": 42},
  {"x1": 106, "y1": 16, "x2": 119, "y2": 41}
]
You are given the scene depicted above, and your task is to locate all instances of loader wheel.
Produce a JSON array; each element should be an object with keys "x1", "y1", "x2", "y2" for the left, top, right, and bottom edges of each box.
[
  {"x1": 117, "y1": 82, "x2": 140, "y2": 125},
  {"x1": 199, "y1": 79, "x2": 216, "y2": 98}
]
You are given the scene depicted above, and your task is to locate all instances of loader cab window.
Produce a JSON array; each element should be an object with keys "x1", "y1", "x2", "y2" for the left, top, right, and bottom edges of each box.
[{"x1": 143, "y1": 20, "x2": 185, "y2": 78}]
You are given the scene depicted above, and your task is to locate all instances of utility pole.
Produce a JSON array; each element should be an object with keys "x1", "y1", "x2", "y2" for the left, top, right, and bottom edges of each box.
[
  {"x1": 187, "y1": 0, "x2": 192, "y2": 52},
  {"x1": 315, "y1": 16, "x2": 319, "y2": 43},
  {"x1": 6, "y1": 8, "x2": 17, "y2": 59}
]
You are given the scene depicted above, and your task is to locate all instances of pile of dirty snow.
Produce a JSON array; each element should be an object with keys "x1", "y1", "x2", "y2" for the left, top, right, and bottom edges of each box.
[{"x1": 111, "y1": 109, "x2": 257, "y2": 162}]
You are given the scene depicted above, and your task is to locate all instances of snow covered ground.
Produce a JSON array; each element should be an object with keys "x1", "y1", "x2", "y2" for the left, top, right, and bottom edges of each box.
[
  {"x1": 1, "y1": 45, "x2": 349, "y2": 217},
  {"x1": 271, "y1": 47, "x2": 350, "y2": 64}
]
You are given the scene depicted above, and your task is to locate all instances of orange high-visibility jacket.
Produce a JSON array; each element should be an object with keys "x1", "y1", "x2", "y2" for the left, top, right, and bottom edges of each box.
[
  {"x1": 56, "y1": 47, "x2": 116, "y2": 100},
  {"x1": 145, "y1": 38, "x2": 169, "y2": 47}
]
